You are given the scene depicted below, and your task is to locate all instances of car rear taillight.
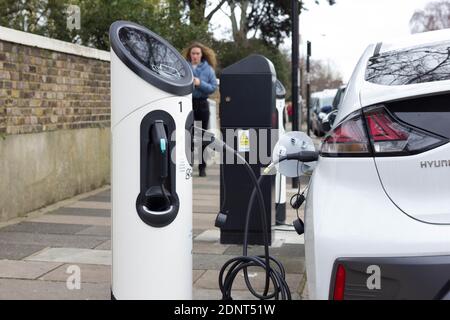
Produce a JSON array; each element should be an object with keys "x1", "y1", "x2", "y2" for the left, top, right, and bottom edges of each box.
[
  {"x1": 333, "y1": 264, "x2": 346, "y2": 300},
  {"x1": 364, "y1": 106, "x2": 445, "y2": 156},
  {"x1": 321, "y1": 106, "x2": 446, "y2": 157},
  {"x1": 321, "y1": 110, "x2": 371, "y2": 156}
]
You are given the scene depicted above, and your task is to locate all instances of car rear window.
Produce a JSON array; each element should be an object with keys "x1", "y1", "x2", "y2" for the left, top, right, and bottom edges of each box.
[{"x1": 365, "y1": 41, "x2": 450, "y2": 85}]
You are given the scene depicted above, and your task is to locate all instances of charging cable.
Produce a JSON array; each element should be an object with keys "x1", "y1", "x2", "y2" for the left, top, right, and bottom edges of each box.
[{"x1": 195, "y1": 128, "x2": 314, "y2": 300}]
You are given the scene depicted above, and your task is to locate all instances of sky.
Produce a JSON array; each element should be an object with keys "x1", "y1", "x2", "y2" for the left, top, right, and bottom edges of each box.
[{"x1": 209, "y1": 0, "x2": 436, "y2": 82}]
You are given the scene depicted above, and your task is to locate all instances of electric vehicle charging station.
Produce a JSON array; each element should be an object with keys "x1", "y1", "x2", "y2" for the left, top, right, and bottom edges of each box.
[
  {"x1": 274, "y1": 80, "x2": 287, "y2": 225},
  {"x1": 219, "y1": 54, "x2": 277, "y2": 245},
  {"x1": 109, "y1": 21, "x2": 194, "y2": 300}
]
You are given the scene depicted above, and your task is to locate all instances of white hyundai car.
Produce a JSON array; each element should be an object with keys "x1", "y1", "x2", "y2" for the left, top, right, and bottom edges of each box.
[{"x1": 305, "y1": 29, "x2": 450, "y2": 300}]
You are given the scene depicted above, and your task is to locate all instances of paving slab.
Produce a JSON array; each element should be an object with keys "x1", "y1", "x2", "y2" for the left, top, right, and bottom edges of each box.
[
  {"x1": 193, "y1": 253, "x2": 238, "y2": 271},
  {"x1": 48, "y1": 207, "x2": 110, "y2": 217},
  {"x1": 0, "y1": 278, "x2": 110, "y2": 300},
  {"x1": 195, "y1": 269, "x2": 303, "y2": 293},
  {"x1": 193, "y1": 288, "x2": 301, "y2": 300},
  {"x1": 193, "y1": 214, "x2": 217, "y2": 230},
  {"x1": 224, "y1": 244, "x2": 305, "y2": 258},
  {"x1": 81, "y1": 194, "x2": 111, "y2": 202},
  {"x1": 28, "y1": 215, "x2": 111, "y2": 226},
  {"x1": 91, "y1": 190, "x2": 111, "y2": 198},
  {"x1": 274, "y1": 230, "x2": 305, "y2": 245},
  {"x1": 0, "y1": 222, "x2": 88, "y2": 235},
  {"x1": 40, "y1": 263, "x2": 111, "y2": 283},
  {"x1": 0, "y1": 243, "x2": 47, "y2": 260},
  {"x1": 67, "y1": 201, "x2": 111, "y2": 210},
  {"x1": 76, "y1": 226, "x2": 111, "y2": 237},
  {"x1": 193, "y1": 229, "x2": 206, "y2": 237},
  {"x1": 0, "y1": 260, "x2": 62, "y2": 279},
  {"x1": 193, "y1": 270, "x2": 206, "y2": 283},
  {"x1": 94, "y1": 240, "x2": 111, "y2": 250},
  {"x1": 192, "y1": 189, "x2": 220, "y2": 195},
  {"x1": 193, "y1": 242, "x2": 229, "y2": 255},
  {"x1": 194, "y1": 229, "x2": 220, "y2": 242},
  {"x1": 194, "y1": 253, "x2": 305, "y2": 275},
  {"x1": 25, "y1": 248, "x2": 111, "y2": 266},
  {"x1": 193, "y1": 205, "x2": 220, "y2": 214},
  {"x1": 0, "y1": 232, "x2": 106, "y2": 249}
]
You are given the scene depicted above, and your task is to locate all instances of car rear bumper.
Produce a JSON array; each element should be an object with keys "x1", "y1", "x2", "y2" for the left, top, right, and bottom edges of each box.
[
  {"x1": 329, "y1": 255, "x2": 450, "y2": 300},
  {"x1": 305, "y1": 157, "x2": 450, "y2": 299}
]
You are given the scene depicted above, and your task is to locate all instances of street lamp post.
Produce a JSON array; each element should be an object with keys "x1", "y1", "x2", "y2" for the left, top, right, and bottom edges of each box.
[
  {"x1": 291, "y1": 0, "x2": 300, "y2": 189},
  {"x1": 306, "y1": 41, "x2": 311, "y2": 136}
]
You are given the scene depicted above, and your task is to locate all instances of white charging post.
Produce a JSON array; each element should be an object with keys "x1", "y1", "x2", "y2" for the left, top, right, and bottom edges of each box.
[
  {"x1": 275, "y1": 80, "x2": 287, "y2": 224},
  {"x1": 110, "y1": 21, "x2": 194, "y2": 300}
]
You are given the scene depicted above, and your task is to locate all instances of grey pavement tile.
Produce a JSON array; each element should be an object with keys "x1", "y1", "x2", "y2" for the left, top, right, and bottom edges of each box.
[
  {"x1": 193, "y1": 253, "x2": 238, "y2": 270},
  {"x1": 193, "y1": 184, "x2": 220, "y2": 190},
  {"x1": 193, "y1": 229, "x2": 206, "y2": 237},
  {"x1": 193, "y1": 242, "x2": 229, "y2": 255},
  {"x1": 0, "y1": 222, "x2": 88, "y2": 235},
  {"x1": 192, "y1": 188, "x2": 219, "y2": 195},
  {"x1": 94, "y1": 240, "x2": 111, "y2": 250},
  {"x1": 0, "y1": 243, "x2": 47, "y2": 260},
  {"x1": 193, "y1": 288, "x2": 222, "y2": 300},
  {"x1": 276, "y1": 257, "x2": 306, "y2": 274},
  {"x1": 193, "y1": 288, "x2": 301, "y2": 300},
  {"x1": 76, "y1": 226, "x2": 111, "y2": 237},
  {"x1": 0, "y1": 260, "x2": 62, "y2": 280},
  {"x1": 81, "y1": 195, "x2": 111, "y2": 202},
  {"x1": 193, "y1": 270, "x2": 206, "y2": 283},
  {"x1": 25, "y1": 247, "x2": 111, "y2": 266},
  {"x1": 194, "y1": 229, "x2": 220, "y2": 242},
  {"x1": 0, "y1": 232, "x2": 107, "y2": 249},
  {"x1": 40, "y1": 263, "x2": 111, "y2": 283},
  {"x1": 195, "y1": 269, "x2": 303, "y2": 292},
  {"x1": 0, "y1": 279, "x2": 110, "y2": 300},
  {"x1": 193, "y1": 214, "x2": 217, "y2": 230},
  {"x1": 224, "y1": 244, "x2": 305, "y2": 257},
  {"x1": 193, "y1": 206, "x2": 220, "y2": 214},
  {"x1": 28, "y1": 215, "x2": 111, "y2": 226},
  {"x1": 68, "y1": 201, "x2": 111, "y2": 210},
  {"x1": 193, "y1": 253, "x2": 305, "y2": 275},
  {"x1": 193, "y1": 199, "x2": 220, "y2": 206},
  {"x1": 48, "y1": 207, "x2": 110, "y2": 217}
]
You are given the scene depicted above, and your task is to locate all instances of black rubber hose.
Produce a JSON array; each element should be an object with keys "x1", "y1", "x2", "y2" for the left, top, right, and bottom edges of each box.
[{"x1": 218, "y1": 142, "x2": 291, "y2": 300}]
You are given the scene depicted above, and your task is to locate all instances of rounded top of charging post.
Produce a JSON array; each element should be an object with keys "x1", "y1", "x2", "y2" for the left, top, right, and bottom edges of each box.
[
  {"x1": 275, "y1": 80, "x2": 286, "y2": 99},
  {"x1": 109, "y1": 21, "x2": 193, "y2": 96},
  {"x1": 221, "y1": 54, "x2": 276, "y2": 76}
]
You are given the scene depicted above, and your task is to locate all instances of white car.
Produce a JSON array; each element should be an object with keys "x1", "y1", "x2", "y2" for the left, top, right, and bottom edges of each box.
[{"x1": 305, "y1": 29, "x2": 450, "y2": 300}]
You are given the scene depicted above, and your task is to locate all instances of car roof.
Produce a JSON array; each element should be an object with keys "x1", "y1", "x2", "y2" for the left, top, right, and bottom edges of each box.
[
  {"x1": 334, "y1": 30, "x2": 450, "y2": 125},
  {"x1": 361, "y1": 29, "x2": 450, "y2": 106},
  {"x1": 379, "y1": 28, "x2": 450, "y2": 54}
]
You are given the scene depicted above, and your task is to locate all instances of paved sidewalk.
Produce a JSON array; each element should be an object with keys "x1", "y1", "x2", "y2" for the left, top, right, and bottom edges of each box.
[{"x1": 0, "y1": 164, "x2": 309, "y2": 300}]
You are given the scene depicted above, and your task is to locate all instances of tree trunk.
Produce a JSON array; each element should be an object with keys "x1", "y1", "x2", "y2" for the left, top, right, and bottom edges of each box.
[{"x1": 228, "y1": 0, "x2": 249, "y2": 45}]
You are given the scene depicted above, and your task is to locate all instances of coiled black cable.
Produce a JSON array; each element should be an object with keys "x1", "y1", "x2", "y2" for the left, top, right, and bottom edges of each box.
[{"x1": 217, "y1": 142, "x2": 291, "y2": 300}]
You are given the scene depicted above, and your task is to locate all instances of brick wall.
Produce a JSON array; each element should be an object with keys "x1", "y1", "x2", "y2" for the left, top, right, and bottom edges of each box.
[
  {"x1": 0, "y1": 40, "x2": 110, "y2": 136},
  {"x1": 0, "y1": 27, "x2": 111, "y2": 221}
]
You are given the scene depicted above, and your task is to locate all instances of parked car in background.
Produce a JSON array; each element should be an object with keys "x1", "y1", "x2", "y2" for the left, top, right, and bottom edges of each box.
[
  {"x1": 305, "y1": 28, "x2": 450, "y2": 300},
  {"x1": 332, "y1": 85, "x2": 347, "y2": 110},
  {"x1": 309, "y1": 89, "x2": 337, "y2": 137},
  {"x1": 322, "y1": 85, "x2": 347, "y2": 133}
]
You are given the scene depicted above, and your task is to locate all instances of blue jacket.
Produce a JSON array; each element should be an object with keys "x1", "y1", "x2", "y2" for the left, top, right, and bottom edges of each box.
[{"x1": 190, "y1": 61, "x2": 217, "y2": 99}]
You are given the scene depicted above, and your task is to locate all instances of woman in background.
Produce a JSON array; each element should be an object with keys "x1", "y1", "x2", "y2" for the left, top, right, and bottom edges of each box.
[{"x1": 184, "y1": 42, "x2": 217, "y2": 177}]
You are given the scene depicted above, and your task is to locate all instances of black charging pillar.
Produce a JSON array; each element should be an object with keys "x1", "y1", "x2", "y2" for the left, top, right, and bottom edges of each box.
[{"x1": 219, "y1": 55, "x2": 277, "y2": 245}]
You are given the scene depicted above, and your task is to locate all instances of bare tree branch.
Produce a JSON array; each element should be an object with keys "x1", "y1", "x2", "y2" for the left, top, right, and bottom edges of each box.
[{"x1": 205, "y1": 0, "x2": 227, "y2": 21}]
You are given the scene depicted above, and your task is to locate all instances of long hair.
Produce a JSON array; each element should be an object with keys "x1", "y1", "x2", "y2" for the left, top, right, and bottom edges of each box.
[{"x1": 183, "y1": 42, "x2": 217, "y2": 70}]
